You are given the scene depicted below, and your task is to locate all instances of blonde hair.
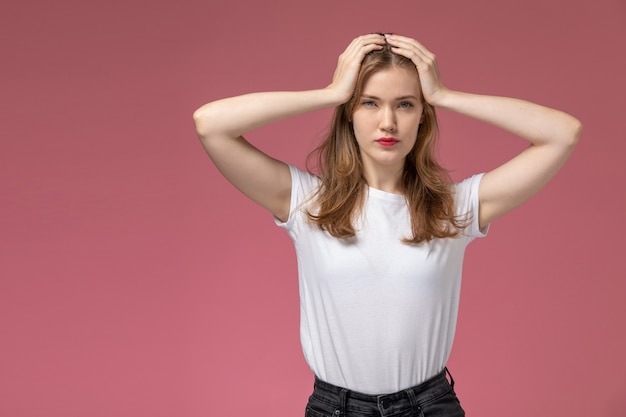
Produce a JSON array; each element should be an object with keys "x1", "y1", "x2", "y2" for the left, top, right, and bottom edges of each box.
[{"x1": 306, "y1": 43, "x2": 468, "y2": 243}]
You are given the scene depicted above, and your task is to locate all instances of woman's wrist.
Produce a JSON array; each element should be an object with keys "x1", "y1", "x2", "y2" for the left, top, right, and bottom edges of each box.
[
  {"x1": 427, "y1": 87, "x2": 456, "y2": 109},
  {"x1": 322, "y1": 85, "x2": 353, "y2": 107}
]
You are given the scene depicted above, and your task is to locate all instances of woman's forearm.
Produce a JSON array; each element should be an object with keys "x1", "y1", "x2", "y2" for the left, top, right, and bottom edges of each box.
[
  {"x1": 193, "y1": 88, "x2": 344, "y2": 139},
  {"x1": 434, "y1": 90, "x2": 582, "y2": 147},
  {"x1": 193, "y1": 35, "x2": 389, "y2": 141}
]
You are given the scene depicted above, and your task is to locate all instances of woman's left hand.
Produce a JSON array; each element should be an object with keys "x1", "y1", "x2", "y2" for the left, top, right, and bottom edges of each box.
[{"x1": 384, "y1": 34, "x2": 448, "y2": 106}]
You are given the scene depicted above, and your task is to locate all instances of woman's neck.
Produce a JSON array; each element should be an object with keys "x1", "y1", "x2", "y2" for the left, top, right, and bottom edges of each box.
[{"x1": 362, "y1": 164, "x2": 404, "y2": 194}]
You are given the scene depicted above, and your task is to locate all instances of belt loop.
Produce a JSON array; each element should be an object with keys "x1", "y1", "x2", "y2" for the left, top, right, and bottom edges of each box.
[
  {"x1": 445, "y1": 367, "x2": 455, "y2": 389},
  {"x1": 404, "y1": 388, "x2": 422, "y2": 416},
  {"x1": 338, "y1": 388, "x2": 348, "y2": 416}
]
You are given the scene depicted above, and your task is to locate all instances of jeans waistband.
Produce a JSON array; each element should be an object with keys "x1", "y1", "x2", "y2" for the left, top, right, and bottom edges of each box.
[{"x1": 312, "y1": 368, "x2": 455, "y2": 415}]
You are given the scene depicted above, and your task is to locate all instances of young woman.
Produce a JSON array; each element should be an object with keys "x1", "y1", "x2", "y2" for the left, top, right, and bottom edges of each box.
[{"x1": 193, "y1": 33, "x2": 581, "y2": 417}]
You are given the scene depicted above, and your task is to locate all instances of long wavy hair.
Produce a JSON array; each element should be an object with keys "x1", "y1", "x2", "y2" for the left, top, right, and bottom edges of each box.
[{"x1": 306, "y1": 43, "x2": 468, "y2": 244}]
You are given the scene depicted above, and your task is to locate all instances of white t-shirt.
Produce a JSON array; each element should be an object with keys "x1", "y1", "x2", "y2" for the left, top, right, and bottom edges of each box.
[{"x1": 275, "y1": 165, "x2": 487, "y2": 395}]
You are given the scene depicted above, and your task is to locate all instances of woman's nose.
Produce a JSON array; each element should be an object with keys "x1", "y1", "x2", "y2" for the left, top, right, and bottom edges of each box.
[{"x1": 379, "y1": 108, "x2": 396, "y2": 131}]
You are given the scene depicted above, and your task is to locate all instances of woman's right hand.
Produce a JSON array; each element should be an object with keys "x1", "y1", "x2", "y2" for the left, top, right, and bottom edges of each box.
[
  {"x1": 194, "y1": 35, "x2": 385, "y2": 221},
  {"x1": 326, "y1": 34, "x2": 386, "y2": 103}
]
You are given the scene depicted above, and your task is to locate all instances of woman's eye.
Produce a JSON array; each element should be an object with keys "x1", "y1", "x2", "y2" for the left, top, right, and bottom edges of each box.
[
  {"x1": 362, "y1": 101, "x2": 376, "y2": 107},
  {"x1": 399, "y1": 101, "x2": 413, "y2": 108}
]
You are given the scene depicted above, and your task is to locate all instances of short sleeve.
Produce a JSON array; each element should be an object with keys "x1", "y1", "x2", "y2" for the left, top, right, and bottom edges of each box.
[
  {"x1": 274, "y1": 164, "x2": 320, "y2": 232},
  {"x1": 454, "y1": 173, "x2": 489, "y2": 239}
]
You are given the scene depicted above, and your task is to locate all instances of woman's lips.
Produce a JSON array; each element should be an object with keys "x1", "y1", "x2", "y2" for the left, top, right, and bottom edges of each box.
[{"x1": 375, "y1": 137, "x2": 399, "y2": 146}]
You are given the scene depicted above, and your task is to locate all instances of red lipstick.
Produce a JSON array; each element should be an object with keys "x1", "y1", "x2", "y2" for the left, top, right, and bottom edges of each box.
[{"x1": 375, "y1": 137, "x2": 399, "y2": 147}]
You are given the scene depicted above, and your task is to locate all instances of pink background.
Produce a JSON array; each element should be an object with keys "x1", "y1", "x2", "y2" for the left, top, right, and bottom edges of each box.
[{"x1": 2, "y1": 0, "x2": 625, "y2": 415}]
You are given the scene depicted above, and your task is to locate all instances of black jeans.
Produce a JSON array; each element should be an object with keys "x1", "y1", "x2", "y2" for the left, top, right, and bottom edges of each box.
[{"x1": 305, "y1": 368, "x2": 465, "y2": 417}]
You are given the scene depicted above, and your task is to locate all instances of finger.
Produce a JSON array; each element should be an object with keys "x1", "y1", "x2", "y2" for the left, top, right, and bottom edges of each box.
[
  {"x1": 386, "y1": 41, "x2": 430, "y2": 62},
  {"x1": 347, "y1": 34, "x2": 385, "y2": 55},
  {"x1": 340, "y1": 34, "x2": 385, "y2": 63},
  {"x1": 353, "y1": 33, "x2": 386, "y2": 49},
  {"x1": 384, "y1": 34, "x2": 434, "y2": 63},
  {"x1": 384, "y1": 34, "x2": 431, "y2": 53},
  {"x1": 359, "y1": 33, "x2": 387, "y2": 44}
]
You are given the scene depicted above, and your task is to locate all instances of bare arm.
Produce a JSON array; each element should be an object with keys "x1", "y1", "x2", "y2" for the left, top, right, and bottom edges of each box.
[
  {"x1": 385, "y1": 34, "x2": 582, "y2": 229},
  {"x1": 434, "y1": 92, "x2": 581, "y2": 229},
  {"x1": 193, "y1": 90, "x2": 343, "y2": 221},
  {"x1": 193, "y1": 34, "x2": 386, "y2": 221}
]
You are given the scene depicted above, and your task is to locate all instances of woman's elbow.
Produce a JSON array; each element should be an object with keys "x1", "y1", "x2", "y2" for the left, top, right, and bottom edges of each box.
[
  {"x1": 192, "y1": 106, "x2": 212, "y2": 139},
  {"x1": 558, "y1": 115, "x2": 583, "y2": 149},
  {"x1": 573, "y1": 117, "x2": 583, "y2": 139},
  {"x1": 567, "y1": 117, "x2": 583, "y2": 147}
]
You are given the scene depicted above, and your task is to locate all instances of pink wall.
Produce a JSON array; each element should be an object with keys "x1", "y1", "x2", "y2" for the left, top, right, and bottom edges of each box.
[{"x1": 1, "y1": 0, "x2": 625, "y2": 415}]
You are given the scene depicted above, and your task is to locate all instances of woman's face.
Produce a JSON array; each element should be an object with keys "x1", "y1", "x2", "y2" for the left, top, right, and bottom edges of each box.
[{"x1": 351, "y1": 66, "x2": 423, "y2": 175}]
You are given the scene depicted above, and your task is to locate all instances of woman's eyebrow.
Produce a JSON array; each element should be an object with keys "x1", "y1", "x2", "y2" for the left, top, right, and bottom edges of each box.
[
  {"x1": 396, "y1": 95, "x2": 419, "y2": 101},
  {"x1": 361, "y1": 94, "x2": 419, "y2": 101}
]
